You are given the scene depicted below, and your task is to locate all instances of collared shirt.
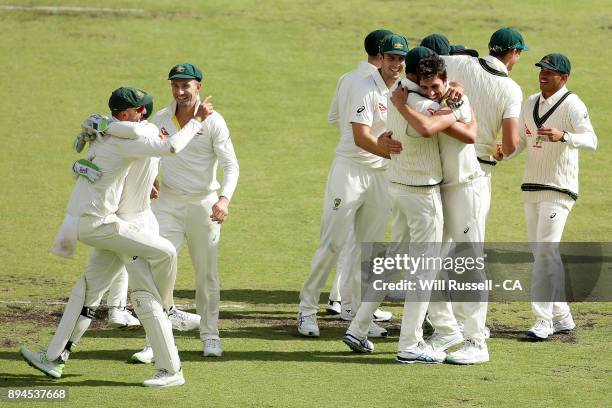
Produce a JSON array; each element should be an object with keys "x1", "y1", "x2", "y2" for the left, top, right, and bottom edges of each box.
[
  {"x1": 153, "y1": 100, "x2": 239, "y2": 199},
  {"x1": 442, "y1": 55, "x2": 523, "y2": 161}
]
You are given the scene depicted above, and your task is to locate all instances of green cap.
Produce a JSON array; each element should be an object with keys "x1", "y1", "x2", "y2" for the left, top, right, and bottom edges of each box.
[
  {"x1": 364, "y1": 29, "x2": 394, "y2": 56},
  {"x1": 489, "y1": 27, "x2": 528, "y2": 52},
  {"x1": 405, "y1": 46, "x2": 435, "y2": 74},
  {"x1": 143, "y1": 101, "x2": 154, "y2": 120},
  {"x1": 449, "y1": 44, "x2": 479, "y2": 57},
  {"x1": 380, "y1": 34, "x2": 409, "y2": 56},
  {"x1": 535, "y1": 53, "x2": 571, "y2": 74},
  {"x1": 168, "y1": 63, "x2": 203, "y2": 81},
  {"x1": 108, "y1": 87, "x2": 153, "y2": 112},
  {"x1": 420, "y1": 34, "x2": 450, "y2": 55}
]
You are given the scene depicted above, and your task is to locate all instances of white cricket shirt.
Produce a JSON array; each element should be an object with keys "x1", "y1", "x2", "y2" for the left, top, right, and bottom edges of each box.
[{"x1": 153, "y1": 100, "x2": 239, "y2": 200}]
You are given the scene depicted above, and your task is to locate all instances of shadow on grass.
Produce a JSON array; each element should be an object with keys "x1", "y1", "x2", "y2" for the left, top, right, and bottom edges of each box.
[
  {"x1": 0, "y1": 372, "x2": 141, "y2": 387},
  {"x1": 174, "y1": 289, "x2": 301, "y2": 304}
]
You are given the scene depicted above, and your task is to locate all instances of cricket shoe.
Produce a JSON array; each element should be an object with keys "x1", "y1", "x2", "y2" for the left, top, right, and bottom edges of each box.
[
  {"x1": 372, "y1": 308, "x2": 393, "y2": 322},
  {"x1": 108, "y1": 307, "x2": 140, "y2": 329},
  {"x1": 20, "y1": 348, "x2": 64, "y2": 378},
  {"x1": 325, "y1": 300, "x2": 341, "y2": 315},
  {"x1": 143, "y1": 368, "x2": 185, "y2": 388},
  {"x1": 527, "y1": 319, "x2": 553, "y2": 340},
  {"x1": 396, "y1": 342, "x2": 446, "y2": 364},
  {"x1": 339, "y1": 304, "x2": 352, "y2": 321},
  {"x1": 426, "y1": 331, "x2": 464, "y2": 352},
  {"x1": 342, "y1": 333, "x2": 374, "y2": 353},
  {"x1": 446, "y1": 338, "x2": 489, "y2": 365},
  {"x1": 203, "y1": 338, "x2": 223, "y2": 357},
  {"x1": 297, "y1": 312, "x2": 319, "y2": 337},
  {"x1": 168, "y1": 307, "x2": 200, "y2": 331},
  {"x1": 131, "y1": 345, "x2": 154, "y2": 364},
  {"x1": 367, "y1": 322, "x2": 388, "y2": 338},
  {"x1": 553, "y1": 314, "x2": 576, "y2": 333}
]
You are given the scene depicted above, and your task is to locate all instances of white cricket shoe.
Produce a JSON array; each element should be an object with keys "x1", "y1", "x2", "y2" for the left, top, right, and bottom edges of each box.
[
  {"x1": 446, "y1": 338, "x2": 489, "y2": 364},
  {"x1": 20, "y1": 348, "x2": 65, "y2": 378},
  {"x1": 297, "y1": 312, "x2": 319, "y2": 337},
  {"x1": 143, "y1": 369, "x2": 185, "y2": 388},
  {"x1": 131, "y1": 345, "x2": 155, "y2": 364},
  {"x1": 367, "y1": 321, "x2": 388, "y2": 338},
  {"x1": 203, "y1": 338, "x2": 223, "y2": 357},
  {"x1": 426, "y1": 331, "x2": 464, "y2": 352},
  {"x1": 527, "y1": 319, "x2": 553, "y2": 340},
  {"x1": 372, "y1": 308, "x2": 393, "y2": 322},
  {"x1": 553, "y1": 314, "x2": 576, "y2": 333},
  {"x1": 342, "y1": 333, "x2": 374, "y2": 353},
  {"x1": 168, "y1": 307, "x2": 200, "y2": 331},
  {"x1": 339, "y1": 304, "x2": 352, "y2": 321},
  {"x1": 396, "y1": 342, "x2": 446, "y2": 364},
  {"x1": 325, "y1": 300, "x2": 342, "y2": 315},
  {"x1": 108, "y1": 307, "x2": 140, "y2": 329}
]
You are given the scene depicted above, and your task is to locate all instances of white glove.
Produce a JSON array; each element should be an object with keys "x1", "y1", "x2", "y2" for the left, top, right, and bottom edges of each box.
[
  {"x1": 74, "y1": 114, "x2": 109, "y2": 152},
  {"x1": 72, "y1": 159, "x2": 102, "y2": 183}
]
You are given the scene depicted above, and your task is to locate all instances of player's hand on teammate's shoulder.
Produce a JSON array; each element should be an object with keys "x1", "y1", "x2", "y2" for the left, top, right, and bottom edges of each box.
[
  {"x1": 446, "y1": 81, "x2": 464, "y2": 102},
  {"x1": 390, "y1": 85, "x2": 408, "y2": 108},
  {"x1": 195, "y1": 96, "x2": 214, "y2": 122},
  {"x1": 210, "y1": 196, "x2": 230, "y2": 224}
]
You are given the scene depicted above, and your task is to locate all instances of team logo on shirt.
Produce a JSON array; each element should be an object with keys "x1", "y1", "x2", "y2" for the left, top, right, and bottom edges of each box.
[
  {"x1": 583, "y1": 112, "x2": 588, "y2": 119},
  {"x1": 524, "y1": 124, "x2": 532, "y2": 136},
  {"x1": 161, "y1": 127, "x2": 169, "y2": 136},
  {"x1": 464, "y1": 227, "x2": 470, "y2": 234},
  {"x1": 550, "y1": 212, "x2": 557, "y2": 219},
  {"x1": 333, "y1": 198, "x2": 342, "y2": 210},
  {"x1": 357, "y1": 106, "x2": 365, "y2": 114},
  {"x1": 378, "y1": 102, "x2": 387, "y2": 112}
]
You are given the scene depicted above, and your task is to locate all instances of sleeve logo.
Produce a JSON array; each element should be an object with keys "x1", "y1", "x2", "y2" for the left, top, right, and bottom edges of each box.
[{"x1": 357, "y1": 106, "x2": 365, "y2": 113}]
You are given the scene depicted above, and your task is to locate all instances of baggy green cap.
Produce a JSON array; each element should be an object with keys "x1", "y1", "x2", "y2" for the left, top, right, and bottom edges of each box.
[
  {"x1": 168, "y1": 63, "x2": 203, "y2": 81},
  {"x1": 364, "y1": 29, "x2": 394, "y2": 56},
  {"x1": 405, "y1": 46, "x2": 435, "y2": 74},
  {"x1": 380, "y1": 34, "x2": 409, "y2": 56},
  {"x1": 535, "y1": 53, "x2": 571, "y2": 75},
  {"x1": 108, "y1": 87, "x2": 153, "y2": 112},
  {"x1": 489, "y1": 27, "x2": 528, "y2": 52},
  {"x1": 449, "y1": 44, "x2": 479, "y2": 57},
  {"x1": 420, "y1": 34, "x2": 451, "y2": 55}
]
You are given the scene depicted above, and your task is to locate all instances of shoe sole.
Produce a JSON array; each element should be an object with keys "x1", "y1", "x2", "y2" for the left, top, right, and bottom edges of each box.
[
  {"x1": 445, "y1": 357, "x2": 489, "y2": 365},
  {"x1": 143, "y1": 378, "x2": 185, "y2": 388},
  {"x1": 325, "y1": 308, "x2": 341, "y2": 315},
  {"x1": 396, "y1": 356, "x2": 443, "y2": 364},
  {"x1": 342, "y1": 337, "x2": 373, "y2": 353},
  {"x1": 526, "y1": 331, "x2": 550, "y2": 340},
  {"x1": 110, "y1": 322, "x2": 141, "y2": 330},
  {"x1": 20, "y1": 351, "x2": 61, "y2": 378},
  {"x1": 367, "y1": 331, "x2": 388, "y2": 338},
  {"x1": 130, "y1": 356, "x2": 154, "y2": 364}
]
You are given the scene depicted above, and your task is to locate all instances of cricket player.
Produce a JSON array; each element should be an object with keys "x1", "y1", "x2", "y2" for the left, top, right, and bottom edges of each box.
[
  {"x1": 134, "y1": 63, "x2": 239, "y2": 358},
  {"x1": 20, "y1": 87, "x2": 211, "y2": 388},
  {"x1": 425, "y1": 28, "x2": 527, "y2": 352},
  {"x1": 509, "y1": 54, "x2": 597, "y2": 339},
  {"x1": 297, "y1": 33, "x2": 408, "y2": 339},
  {"x1": 310, "y1": 29, "x2": 395, "y2": 326},
  {"x1": 342, "y1": 48, "x2": 475, "y2": 364}
]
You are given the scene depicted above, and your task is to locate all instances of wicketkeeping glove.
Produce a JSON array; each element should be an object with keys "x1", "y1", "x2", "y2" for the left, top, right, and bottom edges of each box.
[
  {"x1": 72, "y1": 159, "x2": 102, "y2": 183},
  {"x1": 74, "y1": 114, "x2": 109, "y2": 153}
]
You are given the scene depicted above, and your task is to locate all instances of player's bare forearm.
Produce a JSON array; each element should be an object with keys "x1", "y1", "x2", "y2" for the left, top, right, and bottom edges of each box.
[
  {"x1": 352, "y1": 123, "x2": 390, "y2": 158},
  {"x1": 443, "y1": 118, "x2": 477, "y2": 144},
  {"x1": 501, "y1": 117, "x2": 519, "y2": 156},
  {"x1": 397, "y1": 103, "x2": 456, "y2": 137}
]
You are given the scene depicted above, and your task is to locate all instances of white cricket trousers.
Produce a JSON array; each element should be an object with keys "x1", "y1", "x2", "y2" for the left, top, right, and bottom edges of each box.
[
  {"x1": 153, "y1": 187, "x2": 221, "y2": 340},
  {"x1": 427, "y1": 176, "x2": 489, "y2": 343},
  {"x1": 524, "y1": 199, "x2": 572, "y2": 322},
  {"x1": 348, "y1": 183, "x2": 443, "y2": 351},
  {"x1": 77, "y1": 212, "x2": 176, "y2": 310},
  {"x1": 299, "y1": 157, "x2": 390, "y2": 316}
]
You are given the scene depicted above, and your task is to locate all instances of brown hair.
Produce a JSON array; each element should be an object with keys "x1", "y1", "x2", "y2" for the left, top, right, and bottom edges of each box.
[{"x1": 417, "y1": 55, "x2": 447, "y2": 82}]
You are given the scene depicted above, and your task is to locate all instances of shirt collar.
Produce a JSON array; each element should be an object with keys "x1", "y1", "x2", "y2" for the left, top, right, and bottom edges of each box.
[
  {"x1": 482, "y1": 55, "x2": 509, "y2": 75},
  {"x1": 540, "y1": 85, "x2": 568, "y2": 106},
  {"x1": 371, "y1": 69, "x2": 390, "y2": 94},
  {"x1": 357, "y1": 60, "x2": 378, "y2": 78}
]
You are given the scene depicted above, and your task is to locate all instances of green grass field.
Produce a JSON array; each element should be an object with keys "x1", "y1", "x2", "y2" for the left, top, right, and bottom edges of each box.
[{"x1": 0, "y1": 0, "x2": 610, "y2": 406}]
